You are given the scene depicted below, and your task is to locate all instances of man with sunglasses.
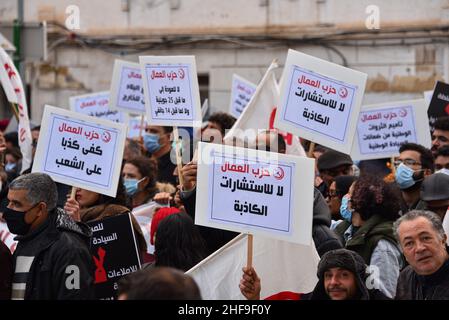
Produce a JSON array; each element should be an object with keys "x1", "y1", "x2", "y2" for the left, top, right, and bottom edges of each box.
[{"x1": 394, "y1": 143, "x2": 434, "y2": 213}]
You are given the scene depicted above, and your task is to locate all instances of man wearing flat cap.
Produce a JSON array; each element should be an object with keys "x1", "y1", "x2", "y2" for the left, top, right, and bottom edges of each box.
[
  {"x1": 316, "y1": 150, "x2": 354, "y2": 198},
  {"x1": 421, "y1": 173, "x2": 449, "y2": 220},
  {"x1": 239, "y1": 249, "x2": 389, "y2": 300}
]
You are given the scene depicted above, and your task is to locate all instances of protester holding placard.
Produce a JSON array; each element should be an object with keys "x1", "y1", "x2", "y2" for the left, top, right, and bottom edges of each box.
[
  {"x1": 239, "y1": 249, "x2": 389, "y2": 300},
  {"x1": 394, "y1": 143, "x2": 434, "y2": 213},
  {"x1": 64, "y1": 182, "x2": 148, "y2": 259},
  {"x1": 4, "y1": 173, "x2": 94, "y2": 300}
]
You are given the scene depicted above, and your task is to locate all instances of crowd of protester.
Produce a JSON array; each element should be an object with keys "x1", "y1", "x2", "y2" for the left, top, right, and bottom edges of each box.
[{"x1": 0, "y1": 112, "x2": 449, "y2": 300}]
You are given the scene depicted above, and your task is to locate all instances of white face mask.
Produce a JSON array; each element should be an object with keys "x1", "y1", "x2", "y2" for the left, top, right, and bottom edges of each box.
[{"x1": 436, "y1": 168, "x2": 449, "y2": 176}]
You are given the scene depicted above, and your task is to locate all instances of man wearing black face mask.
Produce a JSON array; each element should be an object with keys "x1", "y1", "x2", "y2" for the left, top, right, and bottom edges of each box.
[
  {"x1": 3, "y1": 173, "x2": 94, "y2": 300},
  {"x1": 394, "y1": 143, "x2": 434, "y2": 214}
]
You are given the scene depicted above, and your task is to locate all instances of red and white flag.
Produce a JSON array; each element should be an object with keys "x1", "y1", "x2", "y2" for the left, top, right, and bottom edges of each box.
[
  {"x1": 186, "y1": 234, "x2": 319, "y2": 300},
  {"x1": 0, "y1": 47, "x2": 33, "y2": 173},
  {"x1": 224, "y1": 60, "x2": 306, "y2": 157}
]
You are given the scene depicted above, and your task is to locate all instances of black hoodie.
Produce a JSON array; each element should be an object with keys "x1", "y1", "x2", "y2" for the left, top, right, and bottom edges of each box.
[{"x1": 305, "y1": 249, "x2": 389, "y2": 300}]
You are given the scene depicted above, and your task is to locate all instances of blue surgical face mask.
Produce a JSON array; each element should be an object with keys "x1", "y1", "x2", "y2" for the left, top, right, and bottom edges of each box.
[
  {"x1": 340, "y1": 194, "x2": 353, "y2": 222},
  {"x1": 143, "y1": 133, "x2": 161, "y2": 153},
  {"x1": 124, "y1": 177, "x2": 145, "y2": 196},
  {"x1": 5, "y1": 162, "x2": 16, "y2": 172},
  {"x1": 395, "y1": 163, "x2": 420, "y2": 190},
  {"x1": 437, "y1": 168, "x2": 449, "y2": 176}
]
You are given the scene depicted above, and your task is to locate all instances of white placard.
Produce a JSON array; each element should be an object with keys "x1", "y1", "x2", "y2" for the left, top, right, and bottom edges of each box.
[
  {"x1": 139, "y1": 55, "x2": 202, "y2": 127},
  {"x1": 351, "y1": 99, "x2": 431, "y2": 160},
  {"x1": 127, "y1": 116, "x2": 147, "y2": 138},
  {"x1": 69, "y1": 91, "x2": 128, "y2": 123},
  {"x1": 229, "y1": 74, "x2": 257, "y2": 118},
  {"x1": 109, "y1": 60, "x2": 146, "y2": 115},
  {"x1": 32, "y1": 105, "x2": 127, "y2": 197},
  {"x1": 274, "y1": 49, "x2": 367, "y2": 154},
  {"x1": 0, "y1": 222, "x2": 17, "y2": 253},
  {"x1": 195, "y1": 142, "x2": 314, "y2": 245}
]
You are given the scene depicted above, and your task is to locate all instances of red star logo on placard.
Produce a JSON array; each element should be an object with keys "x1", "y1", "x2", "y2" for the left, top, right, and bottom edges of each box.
[{"x1": 445, "y1": 103, "x2": 449, "y2": 115}]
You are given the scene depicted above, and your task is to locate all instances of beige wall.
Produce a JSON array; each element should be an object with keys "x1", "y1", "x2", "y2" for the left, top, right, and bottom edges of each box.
[{"x1": 1, "y1": 0, "x2": 448, "y2": 122}]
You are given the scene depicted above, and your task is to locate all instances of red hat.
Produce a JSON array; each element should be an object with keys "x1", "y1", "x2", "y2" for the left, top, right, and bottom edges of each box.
[
  {"x1": 150, "y1": 207, "x2": 181, "y2": 245},
  {"x1": 0, "y1": 119, "x2": 10, "y2": 132}
]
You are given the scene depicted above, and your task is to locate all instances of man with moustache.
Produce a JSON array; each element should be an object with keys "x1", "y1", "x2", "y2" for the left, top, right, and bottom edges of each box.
[
  {"x1": 394, "y1": 210, "x2": 449, "y2": 299},
  {"x1": 239, "y1": 249, "x2": 388, "y2": 300}
]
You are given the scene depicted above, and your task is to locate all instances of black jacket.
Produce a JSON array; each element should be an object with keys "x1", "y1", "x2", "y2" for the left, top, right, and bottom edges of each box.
[
  {"x1": 0, "y1": 240, "x2": 12, "y2": 299},
  {"x1": 12, "y1": 208, "x2": 94, "y2": 300},
  {"x1": 312, "y1": 188, "x2": 343, "y2": 257},
  {"x1": 156, "y1": 150, "x2": 178, "y2": 186},
  {"x1": 396, "y1": 251, "x2": 449, "y2": 300}
]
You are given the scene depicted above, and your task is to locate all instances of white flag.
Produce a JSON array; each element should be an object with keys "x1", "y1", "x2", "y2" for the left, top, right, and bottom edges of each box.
[
  {"x1": 0, "y1": 47, "x2": 33, "y2": 173},
  {"x1": 224, "y1": 61, "x2": 306, "y2": 157},
  {"x1": 186, "y1": 233, "x2": 320, "y2": 300},
  {"x1": 443, "y1": 209, "x2": 449, "y2": 245}
]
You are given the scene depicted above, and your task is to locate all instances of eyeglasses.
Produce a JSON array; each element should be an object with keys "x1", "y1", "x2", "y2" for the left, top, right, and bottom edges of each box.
[{"x1": 393, "y1": 159, "x2": 421, "y2": 167}]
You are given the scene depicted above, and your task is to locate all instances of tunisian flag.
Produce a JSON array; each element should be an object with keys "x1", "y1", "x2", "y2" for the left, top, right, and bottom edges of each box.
[
  {"x1": 224, "y1": 60, "x2": 306, "y2": 157},
  {"x1": 0, "y1": 47, "x2": 32, "y2": 173},
  {"x1": 186, "y1": 234, "x2": 319, "y2": 300}
]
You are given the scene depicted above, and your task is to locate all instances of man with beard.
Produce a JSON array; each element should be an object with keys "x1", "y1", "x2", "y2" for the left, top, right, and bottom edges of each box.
[
  {"x1": 394, "y1": 143, "x2": 434, "y2": 213},
  {"x1": 239, "y1": 249, "x2": 389, "y2": 300},
  {"x1": 431, "y1": 117, "x2": 449, "y2": 157}
]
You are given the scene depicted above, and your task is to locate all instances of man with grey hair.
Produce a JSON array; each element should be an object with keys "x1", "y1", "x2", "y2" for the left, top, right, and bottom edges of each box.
[
  {"x1": 394, "y1": 210, "x2": 449, "y2": 299},
  {"x1": 3, "y1": 173, "x2": 94, "y2": 300}
]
